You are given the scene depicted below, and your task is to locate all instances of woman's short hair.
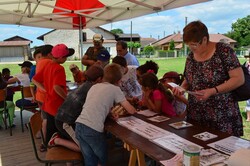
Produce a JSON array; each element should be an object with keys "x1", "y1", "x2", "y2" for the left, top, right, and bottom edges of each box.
[{"x1": 183, "y1": 20, "x2": 209, "y2": 43}]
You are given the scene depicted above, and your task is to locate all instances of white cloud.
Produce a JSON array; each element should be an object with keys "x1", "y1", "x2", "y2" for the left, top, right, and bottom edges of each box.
[{"x1": 102, "y1": 0, "x2": 250, "y2": 38}]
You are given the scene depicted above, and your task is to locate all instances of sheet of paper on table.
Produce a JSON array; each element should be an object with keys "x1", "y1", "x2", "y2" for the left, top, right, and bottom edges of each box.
[
  {"x1": 169, "y1": 121, "x2": 193, "y2": 129},
  {"x1": 200, "y1": 149, "x2": 229, "y2": 166},
  {"x1": 160, "y1": 154, "x2": 183, "y2": 166},
  {"x1": 208, "y1": 136, "x2": 250, "y2": 155},
  {"x1": 193, "y1": 132, "x2": 218, "y2": 141},
  {"x1": 152, "y1": 133, "x2": 203, "y2": 154},
  {"x1": 117, "y1": 116, "x2": 172, "y2": 140},
  {"x1": 148, "y1": 115, "x2": 170, "y2": 122},
  {"x1": 136, "y1": 109, "x2": 158, "y2": 117}
]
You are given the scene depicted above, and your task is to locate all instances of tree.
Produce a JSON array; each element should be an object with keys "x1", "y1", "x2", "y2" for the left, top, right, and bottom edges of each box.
[
  {"x1": 143, "y1": 45, "x2": 154, "y2": 55},
  {"x1": 225, "y1": 15, "x2": 250, "y2": 47},
  {"x1": 110, "y1": 28, "x2": 123, "y2": 34},
  {"x1": 169, "y1": 40, "x2": 175, "y2": 50}
]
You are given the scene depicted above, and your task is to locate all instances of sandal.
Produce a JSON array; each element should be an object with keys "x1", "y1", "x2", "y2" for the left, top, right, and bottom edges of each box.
[{"x1": 48, "y1": 132, "x2": 60, "y2": 147}]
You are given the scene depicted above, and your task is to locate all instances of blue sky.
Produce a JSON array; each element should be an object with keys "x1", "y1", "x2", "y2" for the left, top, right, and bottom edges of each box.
[{"x1": 0, "y1": 0, "x2": 249, "y2": 47}]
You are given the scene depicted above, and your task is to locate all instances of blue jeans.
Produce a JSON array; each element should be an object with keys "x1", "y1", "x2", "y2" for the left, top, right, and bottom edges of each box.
[{"x1": 76, "y1": 123, "x2": 107, "y2": 166}]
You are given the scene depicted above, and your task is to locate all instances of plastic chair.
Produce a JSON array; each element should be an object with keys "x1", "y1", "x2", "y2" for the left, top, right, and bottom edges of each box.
[
  {"x1": 28, "y1": 111, "x2": 83, "y2": 166},
  {"x1": 16, "y1": 86, "x2": 39, "y2": 132},
  {"x1": 0, "y1": 88, "x2": 12, "y2": 136}
]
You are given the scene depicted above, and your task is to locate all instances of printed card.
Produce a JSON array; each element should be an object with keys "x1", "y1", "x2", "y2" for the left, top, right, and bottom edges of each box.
[
  {"x1": 193, "y1": 132, "x2": 218, "y2": 141},
  {"x1": 169, "y1": 121, "x2": 193, "y2": 129},
  {"x1": 148, "y1": 115, "x2": 170, "y2": 122}
]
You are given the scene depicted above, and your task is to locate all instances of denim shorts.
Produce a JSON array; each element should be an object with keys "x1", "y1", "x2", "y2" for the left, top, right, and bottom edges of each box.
[{"x1": 75, "y1": 123, "x2": 107, "y2": 166}]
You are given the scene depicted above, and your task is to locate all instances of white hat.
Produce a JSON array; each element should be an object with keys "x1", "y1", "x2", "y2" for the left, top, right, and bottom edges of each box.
[{"x1": 93, "y1": 34, "x2": 103, "y2": 42}]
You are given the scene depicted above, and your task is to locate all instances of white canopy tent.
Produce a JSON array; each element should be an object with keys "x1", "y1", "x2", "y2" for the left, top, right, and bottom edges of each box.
[{"x1": 0, "y1": 0, "x2": 212, "y2": 61}]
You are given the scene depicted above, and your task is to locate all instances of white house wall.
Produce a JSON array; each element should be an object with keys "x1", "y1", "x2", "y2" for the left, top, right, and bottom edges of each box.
[{"x1": 43, "y1": 28, "x2": 117, "y2": 60}]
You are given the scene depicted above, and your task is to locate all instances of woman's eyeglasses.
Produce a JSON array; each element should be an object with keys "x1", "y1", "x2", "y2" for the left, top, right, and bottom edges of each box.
[{"x1": 187, "y1": 39, "x2": 202, "y2": 48}]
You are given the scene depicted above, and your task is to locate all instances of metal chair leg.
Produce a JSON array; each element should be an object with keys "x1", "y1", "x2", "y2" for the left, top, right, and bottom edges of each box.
[{"x1": 20, "y1": 108, "x2": 24, "y2": 132}]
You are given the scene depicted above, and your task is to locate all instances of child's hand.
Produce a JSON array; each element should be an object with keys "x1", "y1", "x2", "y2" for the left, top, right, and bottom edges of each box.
[{"x1": 111, "y1": 112, "x2": 119, "y2": 121}]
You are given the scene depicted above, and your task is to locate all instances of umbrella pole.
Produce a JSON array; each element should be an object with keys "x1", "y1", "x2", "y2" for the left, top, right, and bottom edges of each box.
[{"x1": 79, "y1": 15, "x2": 84, "y2": 71}]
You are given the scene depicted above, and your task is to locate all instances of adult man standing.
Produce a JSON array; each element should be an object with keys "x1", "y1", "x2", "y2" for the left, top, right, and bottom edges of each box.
[
  {"x1": 116, "y1": 40, "x2": 139, "y2": 66},
  {"x1": 81, "y1": 34, "x2": 106, "y2": 70}
]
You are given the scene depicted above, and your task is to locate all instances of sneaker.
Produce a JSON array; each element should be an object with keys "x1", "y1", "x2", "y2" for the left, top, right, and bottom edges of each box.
[
  {"x1": 39, "y1": 144, "x2": 47, "y2": 152},
  {"x1": 48, "y1": 132, "x2": 60, "y2": 147}
]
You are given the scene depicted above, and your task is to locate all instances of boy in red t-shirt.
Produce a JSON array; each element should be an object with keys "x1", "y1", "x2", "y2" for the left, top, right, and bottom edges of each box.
[{"x1": 33, "y1": 44, "x2": 75, "y2": 147}]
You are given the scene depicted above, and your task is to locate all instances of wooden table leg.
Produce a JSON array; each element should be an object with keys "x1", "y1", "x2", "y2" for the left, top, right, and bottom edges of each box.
[
  {"x1": 136, "y1": 149, "x2": 146, "y2": 166},
  {"x1": 123, "y1": 142, "x2": 146, "y2": 166},
  {"x1": 128, "y1": 149, "x2": 137, "y2": 166}
]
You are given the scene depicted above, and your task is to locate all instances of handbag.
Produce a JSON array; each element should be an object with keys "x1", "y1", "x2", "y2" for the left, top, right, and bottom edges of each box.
[
  {"x1": 218, "y1": 45, "x2": 250, "y2": 101},
  {"x1": 232, "y1": 62, "x2": 250, "y2": 101}
]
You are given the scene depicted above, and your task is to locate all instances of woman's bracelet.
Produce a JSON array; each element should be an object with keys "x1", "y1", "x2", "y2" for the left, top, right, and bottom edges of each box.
[{"x1": 214, "y1": 87, "x2": 219, "y2": 94}]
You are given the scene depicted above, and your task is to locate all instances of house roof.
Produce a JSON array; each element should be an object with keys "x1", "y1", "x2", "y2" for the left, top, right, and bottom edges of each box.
[
  {"x1": 37, "y1": 27, "x2": 118, "y2": 41},
  {"x1": 140, "y1": 37, "x2": 157, "y2": 47},
  {"x1": 118, "y1": 34, "x2": 140, "y2": 38},
  {"x1": 3, "y1": 35, "x2": 32, "y2": 42},
  {"x1": 0, "y1": 41, "x2": 31, "y2": 46},
  {"x1": 151, "y1": 33, "x2": 236, "y2": 46}
]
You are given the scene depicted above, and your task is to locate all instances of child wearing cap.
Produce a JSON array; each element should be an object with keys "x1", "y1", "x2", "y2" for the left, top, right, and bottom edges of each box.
[
  {"x1": 69, "y1": 64, "x2": 86, "y2": 85},
  {"x1": 160, "y1": 71, "x2": 187, "y2": 117},
  {"x1": 32, "y1": 45, "x2": 53, "y2": 151},
  {"x1": 47, "y1": 65, "x2": 104, "y2": 152},
  {"x1": 7, "y1": 60, "x2": 36, "y2": 127},
  {"x1": 7, "y1": 61, "x2": 33, "y2": 87},
  {"x1": 33, "y1": 44, "x2": 75, "y2": 147},
  {"x1": 75, "y1": 63, "x2": 136, "y2": 166}
]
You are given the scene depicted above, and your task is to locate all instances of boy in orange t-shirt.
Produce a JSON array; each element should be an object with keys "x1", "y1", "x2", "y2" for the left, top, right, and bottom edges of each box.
[{"x1": 33, "y1": 44, "x2": 75, "y2": 147}]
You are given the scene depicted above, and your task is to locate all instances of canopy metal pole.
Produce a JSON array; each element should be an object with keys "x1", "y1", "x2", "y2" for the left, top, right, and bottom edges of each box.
[
  {"x1": 184, "y1": 17, "x2": 187, "y2": 56},
  {"x1": 79, "y1": 15, "x2": 84, "y2": 70}
]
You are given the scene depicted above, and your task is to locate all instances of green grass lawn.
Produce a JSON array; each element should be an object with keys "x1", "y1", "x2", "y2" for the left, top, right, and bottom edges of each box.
[{"x1": 1, "y1": 57, "x2": 249, "y2": 140}]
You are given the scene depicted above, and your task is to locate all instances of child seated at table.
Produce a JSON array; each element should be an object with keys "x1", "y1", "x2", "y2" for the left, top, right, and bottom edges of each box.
[
  {"x1": 160, "y1": 71, "x2": 188, "y2": 117},
  {"x1": 0, "y1": 72, "x2": 15, "y2": 128},
  {"x1": 69, "y1": 64, "x2": 86, "y2": 85},
  {"x1": 75, "y1": 63, "x2": 136, "y2": 166},
  {"x1": 139, "y1": 72, "x2": 176, "y2": 117},
  {"x1": 7, "y1": 61, "x2": 38, "y2": 108},
  {"x1": 2, "y1": 68, "x2": 14, "y2": 101}
]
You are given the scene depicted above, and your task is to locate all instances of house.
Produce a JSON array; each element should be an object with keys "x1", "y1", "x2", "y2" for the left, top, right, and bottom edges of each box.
[
  {"x1": 37, "y1": 27, "x2": 118, "y2": 59},
  {"x1": 0, "y1": 36, "x2": 32, "y2": 62},
  {"x1": 151, "y1": 32, "x2": 236, "y2": 50}
]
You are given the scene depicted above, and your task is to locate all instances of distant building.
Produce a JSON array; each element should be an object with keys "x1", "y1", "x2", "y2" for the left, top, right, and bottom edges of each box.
[
  {"x1": 0, "y1": 36, "x2": 32, "y2": 62},
  {"x1": 37, "y1": 27, "x2": 118, "y2": 59},
  {"x1": 151, "y1": 32, "x2": 236, "y2": 50}
]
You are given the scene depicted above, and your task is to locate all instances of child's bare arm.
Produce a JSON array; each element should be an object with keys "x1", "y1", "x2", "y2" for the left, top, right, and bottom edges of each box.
[
  {"x1": 54, "y1": 85, "x2": 67, "y2": 100},
  {"x1": 120, "y1": 100, "x2": 136, "y2": 114}
]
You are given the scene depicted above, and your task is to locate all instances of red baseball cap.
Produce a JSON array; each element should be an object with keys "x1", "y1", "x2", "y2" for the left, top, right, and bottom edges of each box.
[{"x1": 52, "y1": 44, "x2": 75, "y2": 58}]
